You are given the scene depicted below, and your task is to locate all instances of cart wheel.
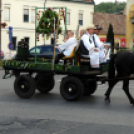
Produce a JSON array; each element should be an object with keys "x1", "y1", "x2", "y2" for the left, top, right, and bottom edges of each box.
[
  {"x1": 35, "y1": 74, "x2": 55, "y2": 93},
  {"x1": 60, "y1": 76, "x2": 84, "y2": 101},
  {"x1": 84, "y1": 81, "x2": 97, "y2": 95},
  {"x1": 14, "y1": 75, "x2": 36, "y2": 99}
]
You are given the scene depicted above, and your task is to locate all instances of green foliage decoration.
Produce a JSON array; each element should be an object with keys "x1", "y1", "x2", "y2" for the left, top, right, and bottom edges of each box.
[
  {"x1": 36, "y1": 9, "x2": 62, "y2": 35},
  {"x1": 0, "y1": 60, "x2": 4, "y2": 67}
]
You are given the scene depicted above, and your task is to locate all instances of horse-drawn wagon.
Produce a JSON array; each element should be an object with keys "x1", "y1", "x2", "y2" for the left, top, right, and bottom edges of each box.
[
  {"x1": 1, "y1": 6, "x2": 134, "y2": 105},
  {"x1": 0, "y1": 6, "x2": 110, "y2": 101}
]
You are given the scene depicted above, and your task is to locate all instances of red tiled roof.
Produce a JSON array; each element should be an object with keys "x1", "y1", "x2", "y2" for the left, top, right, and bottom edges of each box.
[{"x1": 93, "y1": 12, "x2": 126, "y2": 35}]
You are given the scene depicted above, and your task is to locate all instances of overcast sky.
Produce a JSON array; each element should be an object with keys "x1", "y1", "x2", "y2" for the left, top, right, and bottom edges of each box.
[{"x1": 94, "y1": 0, "x2": 127, "y2": 5}]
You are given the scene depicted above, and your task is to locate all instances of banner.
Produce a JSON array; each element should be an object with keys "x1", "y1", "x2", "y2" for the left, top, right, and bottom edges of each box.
[
  {"x1": 100, "y1": 38, "x2": 106, "y2": 43},
  {"x1": 121, "y1": 39, "x2": 126, "y2": 48}
]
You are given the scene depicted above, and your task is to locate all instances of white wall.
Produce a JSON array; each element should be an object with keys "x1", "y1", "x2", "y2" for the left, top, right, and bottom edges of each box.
[{"x1": 2, "y1": 0, "x2": 94, "y2": 58}]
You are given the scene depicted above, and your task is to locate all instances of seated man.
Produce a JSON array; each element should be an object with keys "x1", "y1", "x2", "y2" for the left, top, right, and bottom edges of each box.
[
  {"x1": 80, "y1": 29, "x2": 86, "y2": 38},
  {"x1": 55, "y1": 30, "x2": 78, "y2": 64},
  {"x1": 94, "y1": 25, "x2": 103, "y2": 35},
  {"x1": 81, "y1": 25, "x2": 100, "y2": 68},
  {"x1": 93, "y1": 25, "x2": 110, "y2": 63}
]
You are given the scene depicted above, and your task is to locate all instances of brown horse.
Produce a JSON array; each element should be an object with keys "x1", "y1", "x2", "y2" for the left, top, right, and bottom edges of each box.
[{"x1": 105, "y1": 52, "x2": 134, "y2": 105}]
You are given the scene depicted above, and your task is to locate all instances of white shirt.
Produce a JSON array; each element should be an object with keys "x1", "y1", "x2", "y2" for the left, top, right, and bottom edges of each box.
[
  {"x1": 81, "y1": 33, "x2": 100, "y2": 68},
  {"x1": 58, "y1": 37, "x2": 78, "y2": 56},
  {"x1": 93, "y1": 34, "x2": 106, "y2": 62},
  {"x1": 81, "y1": 33, "x2": 95, "y2": 55},
  {"x1": 93, "y1": 34, "x2": 104, "y2": 49}
]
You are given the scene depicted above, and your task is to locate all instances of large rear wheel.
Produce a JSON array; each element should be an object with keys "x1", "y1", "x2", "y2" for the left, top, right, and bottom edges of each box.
[{"x1": 60, "y1": 76, "x2": 84, "y2": 101}]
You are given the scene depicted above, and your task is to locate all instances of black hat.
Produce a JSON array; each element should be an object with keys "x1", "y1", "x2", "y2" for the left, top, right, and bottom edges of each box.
[{"x1": 95, "y1": 25, "x2": 103, "y2": 30}]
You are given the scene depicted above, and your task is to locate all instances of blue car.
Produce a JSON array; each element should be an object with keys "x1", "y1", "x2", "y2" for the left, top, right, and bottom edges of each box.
[{"x1": 29, "y1": 45, "x2": 60, "y2": 59}]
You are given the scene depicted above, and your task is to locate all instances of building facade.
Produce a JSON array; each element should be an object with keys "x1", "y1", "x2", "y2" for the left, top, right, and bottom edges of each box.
[
  {"x1": 93, "y1": 12, "x2": 126, "y2": 48},
  {"x1": 2, "y1": 0, "x2": 95, "y2": 58},
  {"x1": 126, "y1": 0, "x2": 134, "y2": 48}
]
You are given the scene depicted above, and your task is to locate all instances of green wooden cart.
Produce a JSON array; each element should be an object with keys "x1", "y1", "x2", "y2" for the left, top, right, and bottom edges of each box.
[{"x1": 0, "y1": 7, "x2": 109, "y2": 101}]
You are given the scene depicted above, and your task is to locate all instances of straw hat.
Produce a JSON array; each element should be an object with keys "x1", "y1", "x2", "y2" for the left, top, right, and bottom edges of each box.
[{"x1": 86, "y1": 24, "x2": 96, "y2": 30}]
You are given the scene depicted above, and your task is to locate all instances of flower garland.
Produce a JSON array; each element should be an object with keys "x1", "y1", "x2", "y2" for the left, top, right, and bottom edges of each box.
[{"x1": 36, "y1": 8, "x2": 62, "y2": 36}]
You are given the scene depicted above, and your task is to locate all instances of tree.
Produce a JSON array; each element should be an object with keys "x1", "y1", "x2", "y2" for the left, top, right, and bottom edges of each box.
[
  {"x1": 106, "y1": 24, "x2": 114, "y2": 53},
  {"x1": 94, "y1": 2, "x2": 126, "y2": 14}
]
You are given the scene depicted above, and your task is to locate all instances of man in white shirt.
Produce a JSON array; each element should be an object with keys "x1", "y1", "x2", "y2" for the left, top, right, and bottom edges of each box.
[
  {"x1": 94, "y1": 25, "x2": 103, "y2": 35},
  {"x1": 92, "y1": 33, "x2": 106, "y2": 63},
  {"x1": 93, "y1": 25, "x2": 110, "y2": 63},
  {"x1": 55, "y1": 30, "x2": 78, "y2": 64},
  {"x1": 81, "y1": 25, "x2": 100, "y2": 68}
]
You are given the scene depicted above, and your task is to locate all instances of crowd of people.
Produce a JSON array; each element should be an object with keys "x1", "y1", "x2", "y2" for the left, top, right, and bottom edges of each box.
[{"x1": 54, "y1": 24, "x2": 110, "y2": 68}]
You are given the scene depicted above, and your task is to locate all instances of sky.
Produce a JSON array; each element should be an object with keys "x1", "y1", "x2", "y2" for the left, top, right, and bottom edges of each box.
[{"x1": 94, "y1": 0, "x2": 127, "y2": 5}]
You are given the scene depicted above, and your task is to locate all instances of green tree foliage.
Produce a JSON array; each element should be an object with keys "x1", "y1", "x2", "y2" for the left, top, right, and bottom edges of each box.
[
  {"x1": 94, "y1": 2, "x2": 126, "y2": 14},
  {"x1": 106, "y1": 24, "x2": 114, "y2": 53}
]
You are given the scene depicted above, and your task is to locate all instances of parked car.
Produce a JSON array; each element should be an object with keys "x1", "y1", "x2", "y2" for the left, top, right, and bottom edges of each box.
[
  {"x1": 29, "y1": 45, "x2": 60, "y2": 59},
  {"x1": 13, "y1": 45, "x2": 60, "y2": 60}
]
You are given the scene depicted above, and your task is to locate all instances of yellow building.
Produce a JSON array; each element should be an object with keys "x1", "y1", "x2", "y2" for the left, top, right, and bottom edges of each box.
[{"x1": 126, "y1": 0, "x2": 134, "y2": 48}]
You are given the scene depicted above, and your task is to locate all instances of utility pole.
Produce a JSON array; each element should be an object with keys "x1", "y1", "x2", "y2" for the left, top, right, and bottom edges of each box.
[
  {"x1": 0, "y1": 0, "x2": 1, "y2": 60},
  {"x1": 44, "y1": 0, "x2": 47, "y2": 45},
  {"x1": 44, "y1": 0, "x2": 47, "y2": 11}
]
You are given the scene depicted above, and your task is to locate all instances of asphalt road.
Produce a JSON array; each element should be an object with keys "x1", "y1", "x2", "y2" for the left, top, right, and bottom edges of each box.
[{"x1": 0, "y1": 70, "x2": 134, "y2": 134}]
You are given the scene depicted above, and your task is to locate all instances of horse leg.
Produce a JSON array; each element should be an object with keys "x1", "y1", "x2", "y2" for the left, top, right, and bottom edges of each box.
[
  {"x1": 105, "y1": 79, "x2": 119, "y2": 103},
  {"x1": 123, "y1": 80, "x2": 134, "y2": 105}
]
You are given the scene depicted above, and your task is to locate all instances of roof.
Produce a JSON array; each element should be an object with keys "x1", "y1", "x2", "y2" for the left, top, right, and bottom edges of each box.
[
  {"x1": 93, "y1": 12, "x2": 126, "y2": 35},
  {"x1": 54, "y1": 0, "x2": 95, "y2": 4}
]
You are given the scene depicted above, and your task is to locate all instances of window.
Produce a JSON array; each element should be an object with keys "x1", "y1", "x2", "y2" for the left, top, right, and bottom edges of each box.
[
  {"x1": 24, "y1": 37, "x2": 29, "y2": 44},
  {"x1": 23, "y1": 9, "x2": 29, "y2": 22},
  {"x1": 31, "y1": 9, "x2": 35, "y2": 23},
  {"x1": 12, "y1": 37, "x2": 17, "y2": 50},
  {"x1": 79, "y1": 13, "x2": 83, "y2": 25},
  {"x1": 4, "y1": 7, "x2": 10, "y2": 21},
  {"x1": 67, "y1": 12, "x2": 70, "y2": 25}
]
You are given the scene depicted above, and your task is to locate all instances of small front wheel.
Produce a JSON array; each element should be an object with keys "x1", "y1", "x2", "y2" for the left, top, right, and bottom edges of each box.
[
  {"x1": 60, "y1": 76, "x2": 84, "y2": 101},
  {"x1": 14, "y1": 75, "x2": 36, "y2": 99}
]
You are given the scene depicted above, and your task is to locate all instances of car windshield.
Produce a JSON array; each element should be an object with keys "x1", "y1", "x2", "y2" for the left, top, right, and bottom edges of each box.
[
  {"x1": 30, "y1": 45, "x2": 59, "y2": 54},
  {"x1": 30, "y1": 48, "x2": 41, "y2": 54},
  {"x1": 41, "y1": 46, "x2": 59, "y2": 54}
]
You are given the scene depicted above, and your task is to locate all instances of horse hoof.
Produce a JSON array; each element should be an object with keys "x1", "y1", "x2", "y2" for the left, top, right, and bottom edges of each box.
[{"x1": 105, "y1": 97, "x2": 110, "y2": 103}]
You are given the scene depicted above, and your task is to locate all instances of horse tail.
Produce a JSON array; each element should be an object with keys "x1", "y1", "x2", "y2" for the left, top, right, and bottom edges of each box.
[{"x1": 108, "y1": 54, "x2": 118, "y2": 79}]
